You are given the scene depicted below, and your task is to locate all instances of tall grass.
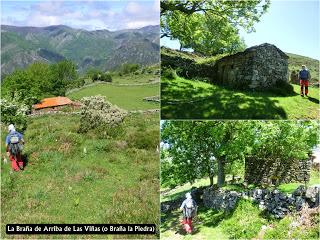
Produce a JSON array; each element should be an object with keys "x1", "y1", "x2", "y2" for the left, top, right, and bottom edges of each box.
[{"x1": 1, "y1": 113, "x2": 160, "y2": 239}]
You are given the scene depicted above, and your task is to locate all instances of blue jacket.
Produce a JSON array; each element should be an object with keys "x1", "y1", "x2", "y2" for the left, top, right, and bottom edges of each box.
[
  {"x1": 299, "y1": 69, "x2": 310, "y2": 80},
  {"x1": 5, "y1": 131, "x2": 23, "y2": 145}
]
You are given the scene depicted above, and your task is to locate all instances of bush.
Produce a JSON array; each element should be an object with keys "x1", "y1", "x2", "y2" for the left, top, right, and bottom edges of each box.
[
  {"x1": 162, "y1": 68, "x2": 177, "y2": 80},
  {"x1": 0, "y1": 96, "x2": 29, "y2": 131},
  {"x1": 119, "y1": 63, "x2": 140, "y2": 75},
  {"x1": 100, "y1": 73, "x2": 112, "y2": 82},
  {"x1": 79, "y1": 95, "x2": 127, "y2": 133},
  {"x1": 66, "y1": 78, "x2": 85, "y2": 89}
]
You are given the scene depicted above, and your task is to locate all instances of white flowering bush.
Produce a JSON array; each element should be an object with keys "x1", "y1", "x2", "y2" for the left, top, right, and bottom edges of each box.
[
  {"x1": 79, "y1": 95, "x2": 127, "y2": 133},
  {"x1": 0, "y1": 97, "x2": 29, "y2": 131}
]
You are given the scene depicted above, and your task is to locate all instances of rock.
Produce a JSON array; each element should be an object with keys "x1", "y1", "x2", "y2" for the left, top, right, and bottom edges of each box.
[
  {"x1": 203, "y1": 187, "x2": 240, "y2": 212},
  {"x1": 304, "y1": 186, "x2": 320, "y2": 207},
  {"x1": 292, "y1": 185, "x2": 307, "y2": 197},
  {"x1": 295, "y1": 196, "x2": 305, "y2": 211},
  {"x1": 161, "y1": 197, "x2": 184, "y2": 214}
]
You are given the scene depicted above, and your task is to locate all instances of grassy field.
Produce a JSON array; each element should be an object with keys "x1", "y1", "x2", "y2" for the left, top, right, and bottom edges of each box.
[
  {"x1": 68, "y1": 84, "x2": 159, "y2": 110},
  {"x1": 1, "y1": 113, "x2": 160, "y2": 239},
  {"x1": 161, "y1": 76, "x2": 319, "y2": 119},
  {"x1": 160, "y1": 171, "x2": 320, "y2": 239}
]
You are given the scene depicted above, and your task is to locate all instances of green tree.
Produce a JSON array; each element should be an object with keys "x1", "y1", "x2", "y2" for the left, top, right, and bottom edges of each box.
[
  {"x1": 100, "y1": 72, "x2": 112, "y2": 82},
  {"x1": 161, "y1": 121, "x2": 250, "y2": 187},
  {"x1": 2, "y1": 60, "x2": 78, "y2": 106},
  {"x1": 119, "y1": 63, "x2": 140, "y2": 75},
  {"x1": 161, "y1": 0, "x2": 270, "y2": 55},
  {"x1": 50, "y1": 60, "x2": 77, "y2": 95},
  {"x1": 86, "y1": 68, "x2": 102, "y2": 81},
  {"x1": 161, "y1": 120, "x2": 317, "y2": 188}
]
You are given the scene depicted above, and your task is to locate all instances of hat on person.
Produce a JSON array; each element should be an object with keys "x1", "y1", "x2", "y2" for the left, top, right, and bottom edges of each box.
[
  {"x1": 8, "y1": 124, "x2": 15, "y2": 132},
  {"x1": 185, "y1": 192, "x2": 192, "y2": 199}
]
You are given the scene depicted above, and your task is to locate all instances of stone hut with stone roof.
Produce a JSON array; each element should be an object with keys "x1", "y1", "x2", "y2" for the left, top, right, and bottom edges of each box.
[{"x1": 213, "y1": 43, "x2": 289, "y2": 89}]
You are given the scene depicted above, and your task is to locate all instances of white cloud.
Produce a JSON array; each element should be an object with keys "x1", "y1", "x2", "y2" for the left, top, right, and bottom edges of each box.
[{"x1": 2, "y1": 1, "x2": 159, "y2": 31}]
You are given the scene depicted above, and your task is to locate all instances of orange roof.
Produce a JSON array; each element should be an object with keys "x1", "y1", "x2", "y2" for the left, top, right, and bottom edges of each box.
[{"x1": 33, "y1": 97, "x2": 73, "y2": 110}]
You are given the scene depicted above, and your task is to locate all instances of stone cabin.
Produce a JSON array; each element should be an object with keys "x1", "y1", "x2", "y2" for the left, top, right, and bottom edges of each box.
[
  {"x1": 213, "y1": 43, "x2": 289, "y2": 89},
  {"x1": 32, "y1": 96, "x2": 81, "y2": 113}
]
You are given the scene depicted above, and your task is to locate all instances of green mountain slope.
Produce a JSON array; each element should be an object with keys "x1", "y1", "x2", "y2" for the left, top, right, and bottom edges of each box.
[{"x1": 1, "y1": 25, "x2": 160, "y2": 74}]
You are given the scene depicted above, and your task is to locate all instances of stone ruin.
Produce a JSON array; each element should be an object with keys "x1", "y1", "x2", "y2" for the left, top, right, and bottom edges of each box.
[
  {"x1": 161, "y1": 43, "x2": 289, "y2": 90},
  {"x1": 212, "y1": 43, "x2": 289, "y2": 89},
  {"x1": 245, "y1": 157, "x2": 312, "y2": 186}
]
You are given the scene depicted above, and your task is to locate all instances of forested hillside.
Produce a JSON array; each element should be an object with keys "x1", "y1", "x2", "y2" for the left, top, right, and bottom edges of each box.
[{"x1": 1, "y1": 24, "x2": 160, "y2": 75}]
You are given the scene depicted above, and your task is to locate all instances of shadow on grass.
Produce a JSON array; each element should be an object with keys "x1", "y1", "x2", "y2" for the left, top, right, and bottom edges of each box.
[
  {"x1": 161, "y1": 80, "x2": 289, "y2": 119},
  {"x1": 308, "y1": 96, "x2": 320, "y2": 104},
  {"x1": 22, "y1": 154, "x2": 29, "y2": 168}
]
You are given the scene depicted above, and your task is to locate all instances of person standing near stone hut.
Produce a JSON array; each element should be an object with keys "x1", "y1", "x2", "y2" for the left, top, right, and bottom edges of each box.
[{"x1": 299, "y1": 65, "x2": 311, "y2": 97}]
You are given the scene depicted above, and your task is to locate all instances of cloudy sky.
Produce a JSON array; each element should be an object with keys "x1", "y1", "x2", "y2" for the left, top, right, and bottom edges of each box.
[{"x1": 1, "y1": 0, "x2": 160, "y2": 31}]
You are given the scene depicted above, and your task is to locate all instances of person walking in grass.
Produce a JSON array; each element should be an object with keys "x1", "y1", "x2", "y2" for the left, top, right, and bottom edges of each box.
[
  {"x1": 180, "y1": 192, "x2": 197, "y2": 234},
  {"x1": 5, "y1": 124, "x2": 25, "y2": 171},
  {"x1": 299, "y1": 65, "x2": 311, "y2": 97}
]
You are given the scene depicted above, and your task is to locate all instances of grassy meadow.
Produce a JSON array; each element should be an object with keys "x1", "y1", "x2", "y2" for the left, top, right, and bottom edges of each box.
[
  {"x1": 161, "y1": 76, "x2": 319, "y2": 119},
  {"x1": 68, "y1": 84, "x2": 159, "y2": 110},
  {"x1": 1, "y1": 113, "x2": 160, "y2": 239},
  {"x1": 160, "y1": 171, "x2": 320, "y2": 240}
]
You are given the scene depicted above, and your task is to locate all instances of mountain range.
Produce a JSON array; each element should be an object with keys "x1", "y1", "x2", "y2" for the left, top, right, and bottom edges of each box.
[{"x1": 1, "y1": 24, "x2": 160, "y2": 75}]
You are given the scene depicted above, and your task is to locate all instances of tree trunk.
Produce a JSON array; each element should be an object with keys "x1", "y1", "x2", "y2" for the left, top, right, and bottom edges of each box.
[
  {"x1": 217, "y1": 157, "x2": 225, "y2": 187},
  {"x1": 209, "y1": 175, "x2": 214, "y2": 186}
]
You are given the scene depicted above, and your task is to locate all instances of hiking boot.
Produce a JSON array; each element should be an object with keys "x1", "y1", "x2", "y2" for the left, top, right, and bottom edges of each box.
[
  {"x1": 305, "y1": 94, "x2": 308, "y2": 97},
  {"x1": 301, "y1": 94, "x2": 304, "y2": 97}
]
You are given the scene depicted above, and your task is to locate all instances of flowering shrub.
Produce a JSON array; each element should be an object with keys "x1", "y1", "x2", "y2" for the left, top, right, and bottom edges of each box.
[
  {"x1": 0, "y1": 97, "x2": 29, "y2": 131},
  {"x1": 79, "y1": 95, "x2": 127, "y2": 133}
]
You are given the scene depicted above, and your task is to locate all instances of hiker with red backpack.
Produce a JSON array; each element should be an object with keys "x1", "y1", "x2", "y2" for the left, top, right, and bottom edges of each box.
[
  {"x1": 299, "y1": 65, "x2": 311, "y2": 97},
  {"x1": 5, "y1": 124, "x2": 25, "y2": 171},
  {"x1": 180, "y1": 192, "x2": 197, "y2": 234}
]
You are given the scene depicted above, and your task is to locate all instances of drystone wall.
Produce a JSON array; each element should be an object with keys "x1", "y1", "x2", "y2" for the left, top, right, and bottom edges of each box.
[
  {"x1": 245, "y1": 157, "x2": 311, "y2": 185},
  {"x1": 203, "y1": 185, "x2": 319, "y2": 219},
  {"x1": 161, "y1": 47, "x2": 214, "y2": 79}
]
